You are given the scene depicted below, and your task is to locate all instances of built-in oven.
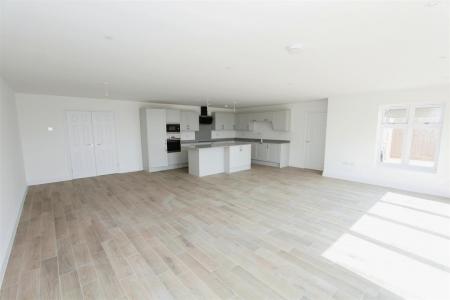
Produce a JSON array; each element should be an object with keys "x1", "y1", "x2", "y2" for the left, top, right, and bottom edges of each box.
[
  {"x1": 167, "y1": 137, "x2": 181, "y2": 153},
  {"x1": 166, "y1": 124, "x2": 180, "y2": 133}
]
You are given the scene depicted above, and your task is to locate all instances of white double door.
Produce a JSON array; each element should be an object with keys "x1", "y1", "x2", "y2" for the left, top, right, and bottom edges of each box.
[{"x1": 67, "y1": 111, "x2": 118, "y2": 179}]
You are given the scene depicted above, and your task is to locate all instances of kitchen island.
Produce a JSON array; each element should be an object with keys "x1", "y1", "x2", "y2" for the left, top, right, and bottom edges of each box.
[{"x1": 182, "y1": 142, "x2": 251, "y2": 177}]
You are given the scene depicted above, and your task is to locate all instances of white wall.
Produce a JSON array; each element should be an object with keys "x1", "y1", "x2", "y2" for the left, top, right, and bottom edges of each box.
[
  {"x1": 323, "y1": 85, "x2": 450, "y2": 198},
  {"x1": 211, "y1": 130, "x2": 236, "y2": 139},
  {"x1": 0, "y1": 78, "x2": 27, "y2": 285},
  {"x1": 16, "y1": 94, "x2": 144, "y2": 184},
  {"x1": 15, "y1": 93, "x2": 232, "y2": 185},
  {"x1": 237, "y1": 99, "x2": 328, "y2": 168}
]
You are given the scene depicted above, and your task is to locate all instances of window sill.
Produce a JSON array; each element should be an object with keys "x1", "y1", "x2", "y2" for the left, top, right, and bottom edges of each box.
[{"x1": 378, "y1": 162, "x2": 437, "y2": 174}]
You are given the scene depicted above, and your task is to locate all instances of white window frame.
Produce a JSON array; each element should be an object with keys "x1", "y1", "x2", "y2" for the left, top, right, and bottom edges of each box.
[{"x1": 377, "y1": 103, "x2": 445, "y2": 173}]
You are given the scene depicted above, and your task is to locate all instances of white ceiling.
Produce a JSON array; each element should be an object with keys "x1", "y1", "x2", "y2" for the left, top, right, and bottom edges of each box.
[{"x1": 0, "y1": 0, "x2": 449, "y2": 107}]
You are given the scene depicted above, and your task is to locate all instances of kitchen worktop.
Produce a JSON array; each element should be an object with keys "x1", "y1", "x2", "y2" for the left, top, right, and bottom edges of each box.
[
  {"x1": 182, "y1": 141, "x2": 251, "y2": 150},
  {"x1": 181, "y1": 138, "x2": 290, "y2": 144}
]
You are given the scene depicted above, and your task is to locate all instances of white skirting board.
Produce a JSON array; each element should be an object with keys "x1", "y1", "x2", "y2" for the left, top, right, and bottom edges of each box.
[
  {"x1": 252, "y1": 159, "x2": 284, "y2": 168},
  {"x1": 0, "y1": 186, "x2": 28, "y2": 286}
]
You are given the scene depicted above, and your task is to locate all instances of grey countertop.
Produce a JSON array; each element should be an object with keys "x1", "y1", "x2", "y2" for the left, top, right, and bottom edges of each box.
[
  {"x1": 181, "y1": 138, "x2": 290, "y2": 144},
  {"x1": 181, "y1": 141, "x2": 252, "y2": 150}
]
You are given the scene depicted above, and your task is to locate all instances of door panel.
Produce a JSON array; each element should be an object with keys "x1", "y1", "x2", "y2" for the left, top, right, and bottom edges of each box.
[
  {"x1": 225, "y1": 113, "x2": 235, "y2": 130},
  {"x1": 230, "y1": 145, "x2": 251, "y2": 168},
  {"x1": 251, "y1": 143, "x2": 257, "y2": 159},
  {"x1": 181, "y1": 111, "x2": 198, "y2": 131},
  {"x1": 268, "y1": 144, "x2": 280, "y2": 163},
  {"x1": 256, "y1": 143, "x2": 268, "y2": 161},
  {"x1": 147, "y1": 109, "x2": 168, "y2": 168},
  {"x1": 67, "y1": 111, "x2": 97, "y2": 179},
  {"x1": 189, "y1": 111, "x2": 199, "y2": 131},
  {"x1": 92, "y1": 112, "x2": 118, "y2": 175},
  {"x1": 304, "y1": 112, "x2": 327, "y2": 170}
]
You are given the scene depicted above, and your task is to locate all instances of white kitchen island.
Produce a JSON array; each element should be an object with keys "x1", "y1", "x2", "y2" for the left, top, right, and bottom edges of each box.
[{"x1": 183, "y1": 142, "x2": 251, "y2": 177}]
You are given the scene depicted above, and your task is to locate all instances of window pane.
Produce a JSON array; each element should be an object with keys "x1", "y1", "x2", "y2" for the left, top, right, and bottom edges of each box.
[
  {"x1": 382, "y1": 108, "x2": 408, "y2": 124},
  {"x1": 409, "y1": 128, "x2": 439, "y2": 167},
  {"x1": 380, "y1": 128, "x2": 404, "y2": 164},
  {"x1": 414, "y1": 106, "x2": 442, "y2": 124}
]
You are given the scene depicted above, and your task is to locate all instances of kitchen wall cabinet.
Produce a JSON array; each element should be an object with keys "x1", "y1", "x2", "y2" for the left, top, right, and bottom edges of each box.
[
  {"x1": 181, "y1": 110, "x2": 199, "y2": 132},
  {"x1": 251, "y1": 142, "x2": 289, "y2": 168},
  {"x1": 236, "y1": 110, "x2": 290, "y2": 132},
  {"x1": 250, "y1": 112, "x2": 272, "y2": 123},
  {"x1": 236, "y1": 113, "x2": 253, "y2": 131},
  {"x1": 166, "y1": 109, "x2": 181, "y2": 123},
  {"x1": 213, "y1": 112, "x2": 235, "y2": 130},
  {"x1": 272, "y1": 110, "x2": 290, "y2": 131}
]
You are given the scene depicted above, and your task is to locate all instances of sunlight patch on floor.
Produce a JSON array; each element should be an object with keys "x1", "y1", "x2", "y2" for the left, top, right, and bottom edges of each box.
[
  {"x1": 323, "y1": 233, "x2": 450, "y2": 300},
  {"x1": 351, "y1": 214, "x2": 450, "y2": 268},
  {"x1": 381, "y1": 192, "x2": 450, "y2": 217},
  {"x1": 323, "y1": 192, "x2": 450, "y2": 300},
  {"x1": 369, "y1": 202, "x2": 450, "y2": 238}
]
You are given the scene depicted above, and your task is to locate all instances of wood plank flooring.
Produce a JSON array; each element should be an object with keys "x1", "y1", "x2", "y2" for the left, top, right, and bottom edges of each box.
[{"x1": 1, "y1": 165, "x2": 449, "y2": 300}]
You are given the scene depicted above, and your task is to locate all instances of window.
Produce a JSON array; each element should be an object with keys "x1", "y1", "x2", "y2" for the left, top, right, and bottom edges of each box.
[{"x1": 378, "y1": 104, "x2": 444, "y2": 171}]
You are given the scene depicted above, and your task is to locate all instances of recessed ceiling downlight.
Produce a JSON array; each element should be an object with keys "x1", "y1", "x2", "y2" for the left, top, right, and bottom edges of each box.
[{"x1": 286, "y1": 43, "x2": 304, "y2": 54}]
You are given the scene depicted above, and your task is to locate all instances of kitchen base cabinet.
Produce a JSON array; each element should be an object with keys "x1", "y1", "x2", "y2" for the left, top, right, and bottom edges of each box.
[
  {"x1": 225, "y1": 144, "x2": 251, "y2": 173},
  {"x1": 187, "y1": 143, "x2": 251, "y2": 177},
  {"x1": 167, "y1": 150, "x2": 188, "y2": 168},
  {"x1": 251, "y1": 142, "x2": 289, "y2": 168}
]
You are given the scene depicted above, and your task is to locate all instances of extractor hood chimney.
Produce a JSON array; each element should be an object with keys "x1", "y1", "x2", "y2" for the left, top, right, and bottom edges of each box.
[{"x1": 199, "y1": 106, "x2": 213, "y2": 124}]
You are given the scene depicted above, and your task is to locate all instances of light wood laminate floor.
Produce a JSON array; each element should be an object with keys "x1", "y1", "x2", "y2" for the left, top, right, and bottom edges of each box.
[{"x1": 1, "y1": 166, "x2": 449, "y2": 300}]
